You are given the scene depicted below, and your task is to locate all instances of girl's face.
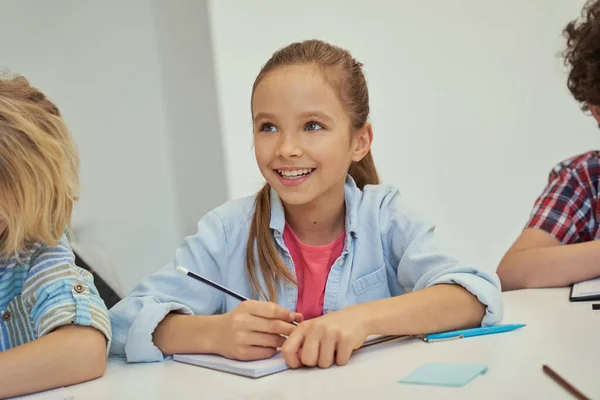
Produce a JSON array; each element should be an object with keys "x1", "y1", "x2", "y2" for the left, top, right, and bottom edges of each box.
[{"x1": 252, "y1": 64, "x2": 371, "y2": 207}]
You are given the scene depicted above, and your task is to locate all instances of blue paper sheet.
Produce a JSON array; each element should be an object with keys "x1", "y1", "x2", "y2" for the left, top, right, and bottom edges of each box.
[{"x1": 399, "y1": 363, "x2": 488, "y2": 387}]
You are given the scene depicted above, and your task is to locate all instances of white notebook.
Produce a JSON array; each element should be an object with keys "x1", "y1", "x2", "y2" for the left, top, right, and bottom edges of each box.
[
  {"x1": 570, "y1": 277, "x2": 600, "y2": 301},
  {"x1": 173, "y1": 334, "x2": 406, "y2": 378}
]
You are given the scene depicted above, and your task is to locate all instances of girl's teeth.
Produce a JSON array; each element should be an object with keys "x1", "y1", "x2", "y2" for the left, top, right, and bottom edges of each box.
[{"x1": 277, "y1": 168, "x2": 313, "y2": 178}]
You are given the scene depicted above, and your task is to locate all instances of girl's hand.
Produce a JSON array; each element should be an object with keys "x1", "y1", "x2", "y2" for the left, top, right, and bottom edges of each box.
[
  {"x1": 281, "y1": 307, "x2": 368, "y2": 368},
  {"x1": 216, "y1": 300, "x2": 303, "y2": 361}
]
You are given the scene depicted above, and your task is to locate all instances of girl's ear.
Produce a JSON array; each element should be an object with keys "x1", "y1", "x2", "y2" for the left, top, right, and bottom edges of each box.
[{"x1": 351, "y1": 123, "x2": 373, "y2": 162}]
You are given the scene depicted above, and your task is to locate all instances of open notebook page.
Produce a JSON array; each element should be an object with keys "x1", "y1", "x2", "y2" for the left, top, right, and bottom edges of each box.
[{"x1": 174, "y1": 334, "x2": 407, "y2": 378}]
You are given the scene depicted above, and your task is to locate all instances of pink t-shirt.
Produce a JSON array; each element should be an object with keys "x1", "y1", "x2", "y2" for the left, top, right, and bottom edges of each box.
[{"x1": 283, "y1": 223, "x2": 345, "y2": 320}]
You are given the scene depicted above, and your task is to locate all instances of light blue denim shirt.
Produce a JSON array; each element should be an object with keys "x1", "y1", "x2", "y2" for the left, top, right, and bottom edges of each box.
[{"x1": 109, "y1": 176, "x2": 503, "y2": 362}]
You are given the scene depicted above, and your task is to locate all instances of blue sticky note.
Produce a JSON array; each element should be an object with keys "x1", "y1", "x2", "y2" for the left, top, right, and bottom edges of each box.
[{"x1": 399, "y1": 363, "x2": 488, "y2": 387}]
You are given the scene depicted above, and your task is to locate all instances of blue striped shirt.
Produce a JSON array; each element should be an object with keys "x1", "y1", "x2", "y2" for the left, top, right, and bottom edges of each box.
[{"x1": 0, "y1": 234, "x2": 111, "y2": 351}]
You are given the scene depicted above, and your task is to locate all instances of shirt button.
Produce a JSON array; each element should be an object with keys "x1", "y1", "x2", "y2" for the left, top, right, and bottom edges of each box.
[
  {"x1": 337, "y1": 258, "x2": 344, "y2": 266},
  {"x1": 2, "y1": 311, "x2": 10, "y2": 321},
  {"x1": 74, "y1": 283, "x2": 85, "y2": 293}
]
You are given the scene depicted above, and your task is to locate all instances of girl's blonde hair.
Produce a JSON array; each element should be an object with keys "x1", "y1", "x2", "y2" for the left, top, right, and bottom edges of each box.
[
  {"x1": 246, "y1": 40, "x2": 380, "y2": 301},
  {"x1": 0, "y1": 75, "x2": 79, "y2": 259}
]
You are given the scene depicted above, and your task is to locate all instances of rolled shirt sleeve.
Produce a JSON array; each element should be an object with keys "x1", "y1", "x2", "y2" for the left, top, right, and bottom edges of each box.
[
  {"x1": 382, "y1": 191, "x2": 503, "y2": 326},
  {"x1": 23, "y1": 237, "x2": 112, "y2": 351},
  {"x1": 109, "y1": 211, "x2": 227, "y2": 362}
]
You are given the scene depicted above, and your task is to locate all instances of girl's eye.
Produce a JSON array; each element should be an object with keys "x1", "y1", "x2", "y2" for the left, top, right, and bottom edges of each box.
[
  {"x1": 260, "y1": 123, "x2": 278, "y2": 132},
  {"x1": 305, "y1": 122, "x2": 323, "y2": 131}
]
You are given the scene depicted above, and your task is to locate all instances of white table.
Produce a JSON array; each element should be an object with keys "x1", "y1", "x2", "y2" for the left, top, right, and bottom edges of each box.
[{"x1": 21, "y1": 288, "x2": 600, "y2": 400}]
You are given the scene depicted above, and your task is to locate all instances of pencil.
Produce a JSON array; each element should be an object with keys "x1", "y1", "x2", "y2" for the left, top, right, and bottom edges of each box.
[
  {"x1": 176, "y1": 266, "x2": 299, "y2": 326},
  {"x1": 542, "y1": 365, "x2": 590, "y2": 400},
  {"x1": 177, "y1": 266, "x2": 247, "y2": 302}
]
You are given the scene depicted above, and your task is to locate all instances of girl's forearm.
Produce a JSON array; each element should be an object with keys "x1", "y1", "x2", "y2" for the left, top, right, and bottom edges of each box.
[
  {"x1": 152, "y1": 313, "x2": 223, "y2": 356},
  {"x1": 355, "y1": 284, "x2": 486, "y2": 336}
]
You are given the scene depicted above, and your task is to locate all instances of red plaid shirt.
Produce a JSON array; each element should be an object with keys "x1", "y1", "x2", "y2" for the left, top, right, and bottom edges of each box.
[{"x1": 526, "y1": 151, "x2": 600, "y2": 244}]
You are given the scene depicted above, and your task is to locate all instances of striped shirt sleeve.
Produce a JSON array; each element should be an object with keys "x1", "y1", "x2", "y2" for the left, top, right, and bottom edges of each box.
[{"x1": 21, "y1": 235, "x2": 112, "y2": 349}]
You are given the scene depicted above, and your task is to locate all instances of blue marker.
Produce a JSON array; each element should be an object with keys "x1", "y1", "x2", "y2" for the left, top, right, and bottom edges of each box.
[{"x1": 422, "y1": 324, "x2": 526, "y2": 342}]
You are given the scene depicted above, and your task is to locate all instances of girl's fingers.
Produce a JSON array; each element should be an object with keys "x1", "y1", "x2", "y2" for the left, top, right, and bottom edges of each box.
[
  {"x1": 242, "y1": 331, "x2": 286, "y2": 349},
  {"x1": 245, "y1": 301, "x2": 296, "y2": 322},
  {"x1": 237, "y1": 346, "x2": 278, "y2": 361},
  {"x1": 281, "y1": 329, "x2": 306, "y2": 368},
  {"x1": 247, "y1": 315, "x2": 296, "y2": 337},
  {"x1": 299, "y1": 331, "x2": 321, "y2": 367},
  {"x1": 317, "y1": 332, "x2": 337, "y2": 368},
  {"x1": 335, "y1": 337, "x2": 354, "y2": 366}
]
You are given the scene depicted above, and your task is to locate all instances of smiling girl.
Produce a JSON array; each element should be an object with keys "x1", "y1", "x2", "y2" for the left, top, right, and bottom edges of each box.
[{"x1": 110, "y1": 40, "x2": 502, "y2": 368}]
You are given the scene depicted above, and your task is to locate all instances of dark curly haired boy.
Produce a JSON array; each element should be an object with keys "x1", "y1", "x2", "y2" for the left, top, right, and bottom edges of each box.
[{"x1": 498, "y1": 0, "x2": 600, "y2": 290}]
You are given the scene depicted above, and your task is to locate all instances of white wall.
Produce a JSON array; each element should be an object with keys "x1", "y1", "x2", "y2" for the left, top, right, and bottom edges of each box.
[
  {"x1": 2, "y1": 0, "x2": 595, "y2": 292},
  {"x1": 0, "y1": 0, "x2": 227, "y2": 293},
  {"x1": 153, "y1": 0, "x2": 228, "y2": 237},
  {"x1": 208, "y1": 0, "x2": 597, "y2": 272}
]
